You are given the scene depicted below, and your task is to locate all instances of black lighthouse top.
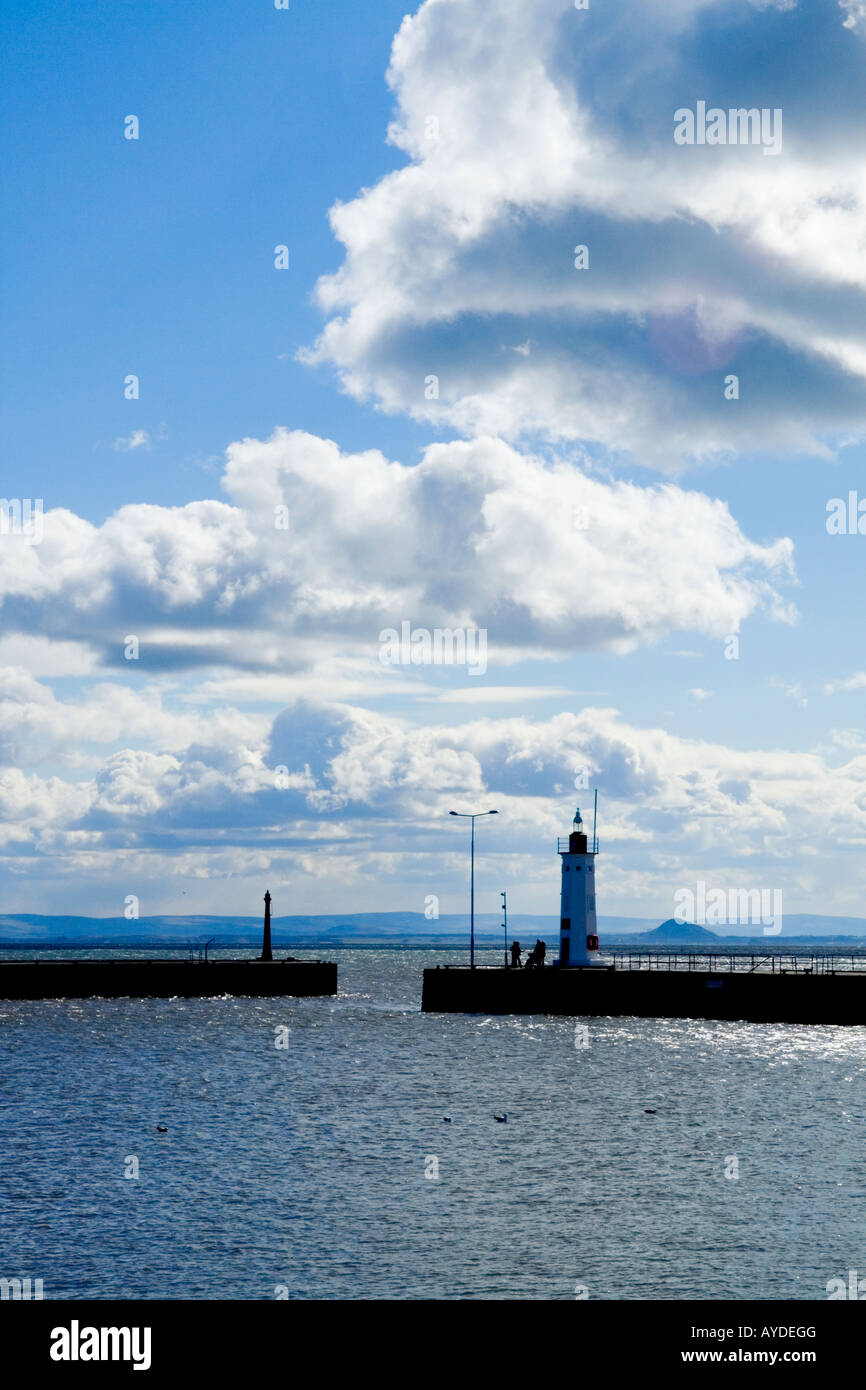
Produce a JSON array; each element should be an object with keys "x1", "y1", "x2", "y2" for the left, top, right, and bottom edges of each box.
[{"x1": 569, "y1": 807, "x2": 588, "y2": 853}]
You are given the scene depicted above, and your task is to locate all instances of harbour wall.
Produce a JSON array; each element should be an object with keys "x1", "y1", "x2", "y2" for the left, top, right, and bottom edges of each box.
[
  {"x1": 0, "y1": 958, "x2": 338, "y2": 1001},
  {"x1": 421, "y1": 965, "x2": 866, "y2": 1026}
]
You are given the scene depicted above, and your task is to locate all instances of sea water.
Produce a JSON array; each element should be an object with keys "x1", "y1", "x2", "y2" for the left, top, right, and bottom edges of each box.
[{"x1": 0, "y1": 946, "x2": 864, "y2": 1300}]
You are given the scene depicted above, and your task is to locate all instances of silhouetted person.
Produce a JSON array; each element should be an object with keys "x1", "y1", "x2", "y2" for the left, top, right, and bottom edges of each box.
[
  {"x1": 510, "y1": 940, "x2": 522, "y2": 968},
  {"x1": 525, "y1": 940, "x2": 541, "y2": 969},
  {"x1": 538, "y1": 940, "x2": 546, "y2": 967}
]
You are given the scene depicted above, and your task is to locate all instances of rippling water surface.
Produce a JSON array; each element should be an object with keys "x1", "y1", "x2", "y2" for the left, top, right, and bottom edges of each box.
[{"x1": 1, "y1": 946, "x2": 865, "y2": 1300}]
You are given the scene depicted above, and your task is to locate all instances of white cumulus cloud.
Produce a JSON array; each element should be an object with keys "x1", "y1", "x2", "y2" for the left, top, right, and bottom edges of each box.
[{"x1": 303, "y1": 0, "x2": 866, "y2": 467}]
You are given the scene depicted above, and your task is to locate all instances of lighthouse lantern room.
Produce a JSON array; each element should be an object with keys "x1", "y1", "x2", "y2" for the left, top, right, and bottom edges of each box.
[{"x1": 558, "y1": 803, "x2": 602, "y2": 967}]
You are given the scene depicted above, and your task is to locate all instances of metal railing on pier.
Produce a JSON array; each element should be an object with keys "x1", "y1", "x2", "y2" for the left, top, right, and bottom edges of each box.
[
  {"x1": 187, "y1": 937, "x2": 216, "y2": 963},
  {"x1": 605, "y1": 948, "x2": 866, "y2": 975}
]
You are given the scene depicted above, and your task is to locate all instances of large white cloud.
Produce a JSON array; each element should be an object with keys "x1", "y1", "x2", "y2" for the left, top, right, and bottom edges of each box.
[
  {"x1": 0, "y1": 430, "x2": 794, "y2": 675},
  {"x1": 302, "y1": 0, "x2": 866, "y2": 466},
  {"x1": 0, "y1": 420, "x2": 797, "y2": 910},
  {"x1": 5, "y1": 693, "x2": 866, "y2": 918},
  {"x1": 0, "y1": 667, "x2": 267, "y2": 768}
]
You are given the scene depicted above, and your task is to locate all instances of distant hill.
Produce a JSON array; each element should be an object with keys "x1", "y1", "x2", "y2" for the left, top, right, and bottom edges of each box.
[
  {"x1": 2, "y1": 910, "x2": 866, "y2": 946},
  {"x1": 626, "y1": 914, "x2": 866, "y2": 941},
  {"x1": 0, "y1": 912, "x2": 659, "y2": 946},
  {"x1": 633, "y1": 919, "x2": 719, "y2": 943},
  {"x1": 0, "y1": 911, "x2": 568, "y2": 947},
  {"x1": 0, "y1": 911, "x2": 556, "y2": 946}
]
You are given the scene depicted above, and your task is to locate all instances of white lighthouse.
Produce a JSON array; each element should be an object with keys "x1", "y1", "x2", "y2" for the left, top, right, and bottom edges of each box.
[{"x1": 558, "y1": 805, "x2": 602, "y2": 967}]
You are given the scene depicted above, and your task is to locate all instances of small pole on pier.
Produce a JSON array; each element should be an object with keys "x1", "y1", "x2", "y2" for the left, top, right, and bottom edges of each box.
[
  {"x1": 501, "y1": 890, "x2": 508, "y2": 967},
  {"x1": 259, "y1": 889, "x2": 273, "y2": 962}
]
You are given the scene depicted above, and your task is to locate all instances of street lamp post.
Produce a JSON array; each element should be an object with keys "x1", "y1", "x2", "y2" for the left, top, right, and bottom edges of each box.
[{"x1": 449, "y1": 809, "x2": 498, "y2": 968}]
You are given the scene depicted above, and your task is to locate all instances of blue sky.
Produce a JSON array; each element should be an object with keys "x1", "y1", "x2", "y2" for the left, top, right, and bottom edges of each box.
[
  {"x1": 3, "y1": 0, "x2": 866, "y2": 927},
  {"x1": 1, "y1": 0, "x2": 433, "y2": 519}
]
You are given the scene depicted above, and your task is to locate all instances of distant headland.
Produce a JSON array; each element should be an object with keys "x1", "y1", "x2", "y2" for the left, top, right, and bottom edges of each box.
[
  {"x1": 3, "y1": 910, "x2": 866, "y2": 948},
  {"x1": 632, "y1": 919, "x2": 719, "y2": 943}
]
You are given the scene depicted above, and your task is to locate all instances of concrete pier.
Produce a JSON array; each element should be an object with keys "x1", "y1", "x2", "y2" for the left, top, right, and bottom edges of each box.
[
  {"x1": 421, "y1": 962, "x2": 866, "y2": 1026},
  {"x1": 0, "y1": 957, "x2": 337, "y2": 1001}
]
